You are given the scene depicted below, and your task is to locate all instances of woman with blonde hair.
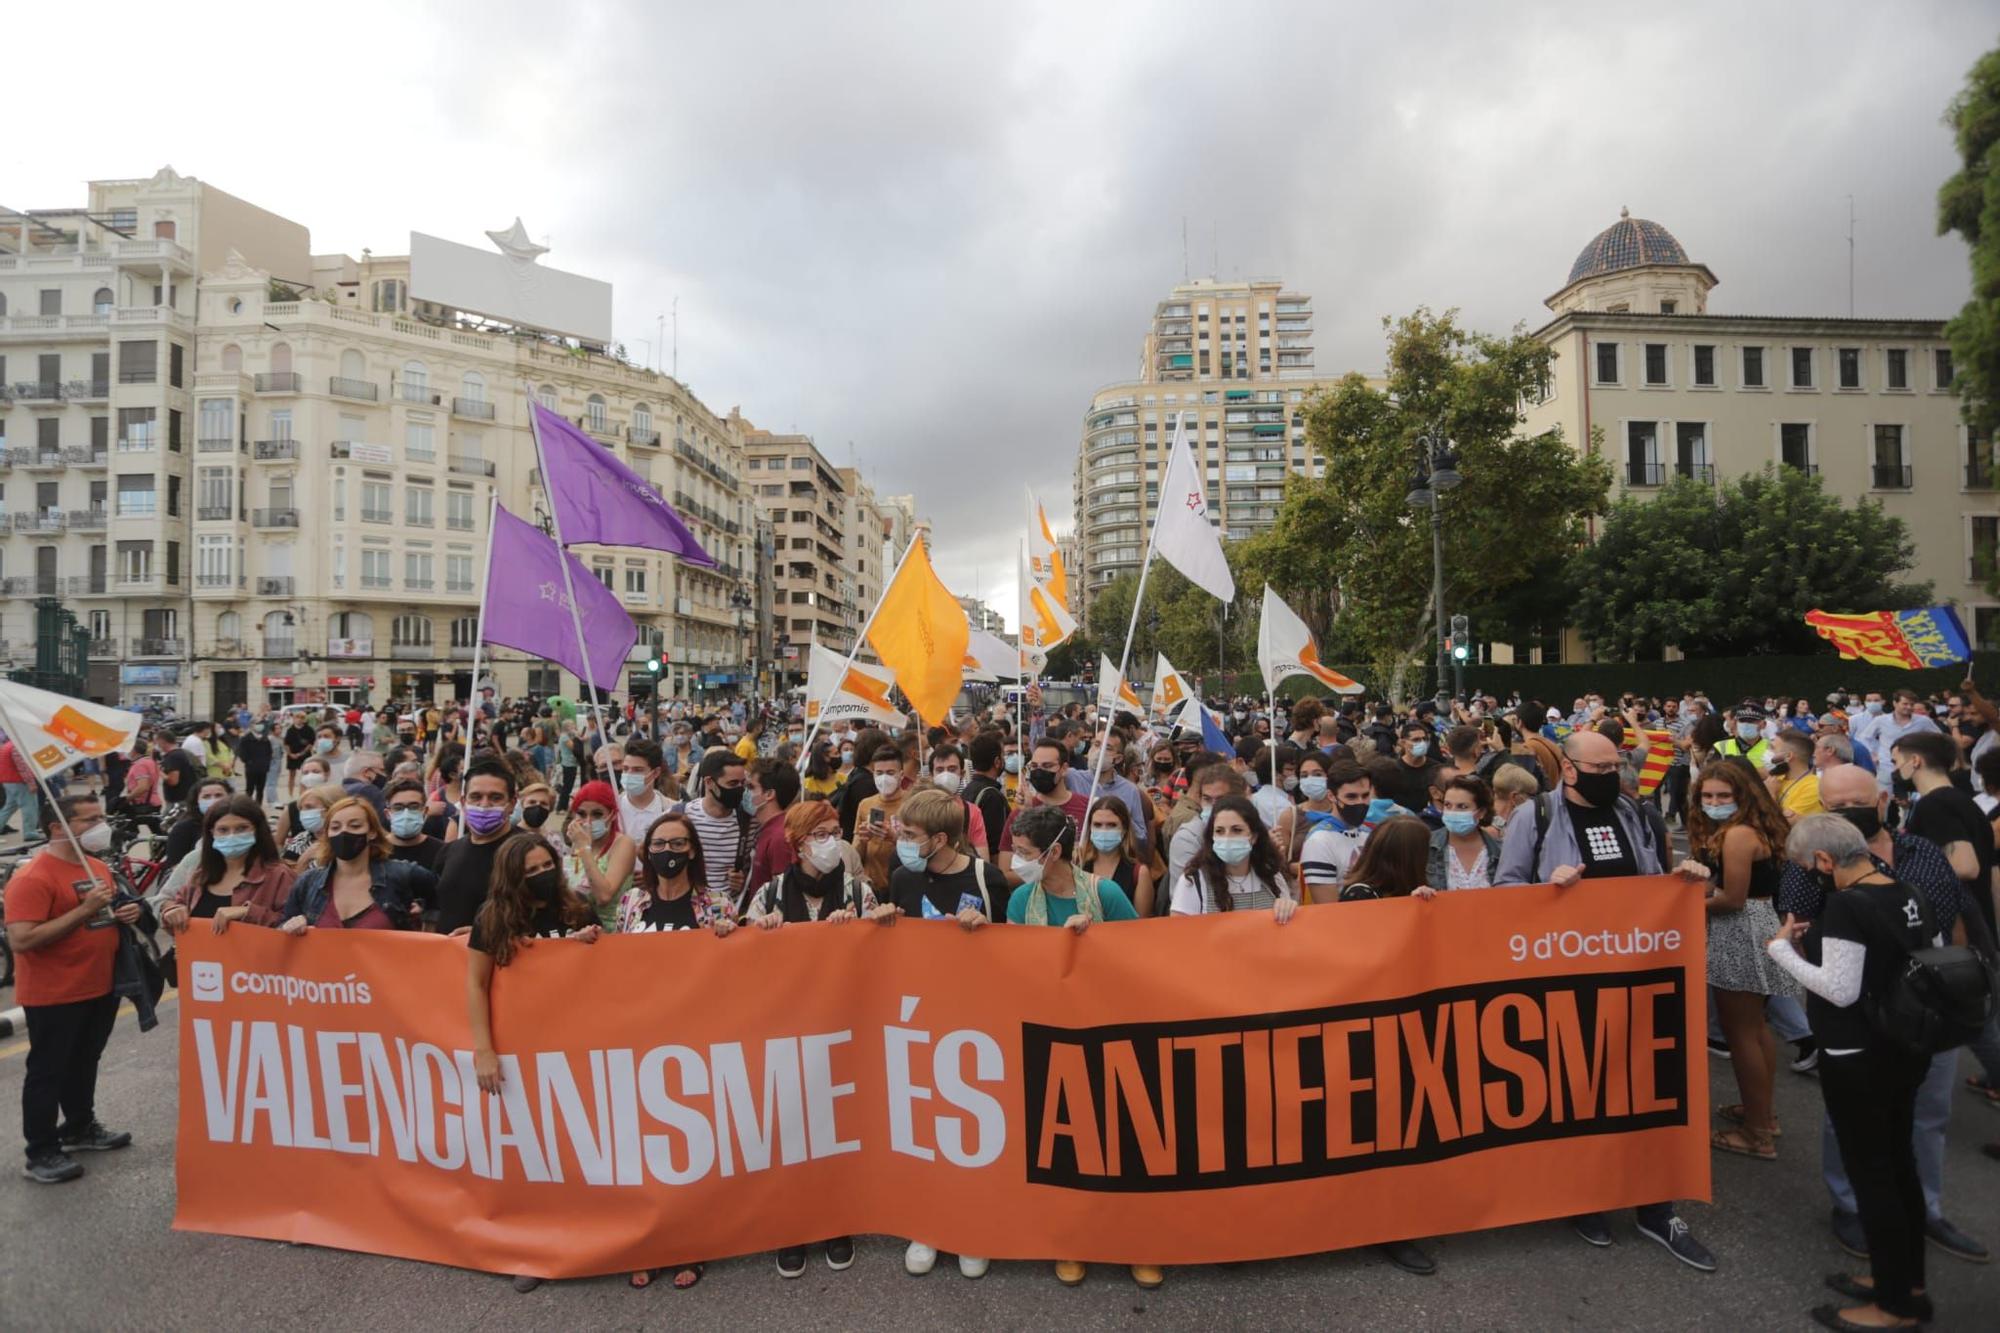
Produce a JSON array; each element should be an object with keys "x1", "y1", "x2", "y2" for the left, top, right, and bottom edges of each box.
[
  {"x1": 277, "y1": 796, "x2": 434, "y2": 932},
  {"x1": 280, "y1": 780, "x2": 348, "y2": 866},
  {"x1": 1076, "y1": 795, "x2": 1154, "y2": 916}
]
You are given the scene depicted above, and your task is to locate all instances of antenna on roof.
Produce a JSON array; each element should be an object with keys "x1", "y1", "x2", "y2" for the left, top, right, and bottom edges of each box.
[{"x1": 1846, "y1": 195, "x2": 1856, "y2": 318}]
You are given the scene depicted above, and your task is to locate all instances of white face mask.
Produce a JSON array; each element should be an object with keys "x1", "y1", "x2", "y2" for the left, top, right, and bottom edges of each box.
[
  {"x1": 932, "y1": 771, "x2": 962, "y2": 795},
  {"x1": 873, "y1": 772, "x2": 901, "y2": 798},
  {"x1": 804, "y1": 837, "x2": 844, "y2": 873},
  {"x1": 1011, "y1": 851, "x2": 1047, "y2": 885},
  {"x1": 78, "y1": 823, "x2": 114, "y2": 854}
]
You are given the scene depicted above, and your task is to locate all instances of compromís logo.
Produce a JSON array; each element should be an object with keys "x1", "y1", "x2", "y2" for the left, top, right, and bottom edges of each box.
[
  {"x1": 188, "y1": 960, "x2": 224, "y2": 1002},
  {"x1": 215, "y1": 968, "x2": 374, "y2": 1007}
]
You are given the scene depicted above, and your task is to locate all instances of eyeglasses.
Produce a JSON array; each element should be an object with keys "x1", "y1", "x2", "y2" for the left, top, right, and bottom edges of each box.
[
  {"x1": 651, "y1": 837, "x2": 694, "y2": 852},
  {"x1": 1568, "y1": 758, "x2": 1621, "y2": 775}
]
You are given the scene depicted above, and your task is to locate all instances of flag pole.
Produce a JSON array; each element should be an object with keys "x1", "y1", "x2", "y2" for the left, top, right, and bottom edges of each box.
[
  {"x1": 526, "y1": 392, "x2": 610, "y2": 749},
  {"x1": 1017, "y1": 539, "x2": 1028, "y2": 769},
  {"x1": 459, "y1": 491, "x2": 500, "y2": 841},
  {"x1": 0, "y1": 699, "x2": 110, "y2": 900},
  {"x1": 795, "y1": 534, "x2": 918, "y2": 770}
]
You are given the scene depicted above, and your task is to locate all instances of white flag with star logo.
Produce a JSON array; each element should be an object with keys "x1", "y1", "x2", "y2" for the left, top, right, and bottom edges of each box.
[{"x1": 1151, "y1": 414, "x2": 1235, "y2": 602}]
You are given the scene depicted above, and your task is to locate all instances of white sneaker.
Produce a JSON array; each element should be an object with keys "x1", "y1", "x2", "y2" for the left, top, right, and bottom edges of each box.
[
  {"x1": 957, "y1": 1254, "x2": 989, "y2": 1279},
  {"x1": 904, "y1": 1241, "x2": 937, "y2": 1275}
]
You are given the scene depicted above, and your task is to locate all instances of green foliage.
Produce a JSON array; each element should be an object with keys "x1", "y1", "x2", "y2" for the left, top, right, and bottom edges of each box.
[
  {"x1": 1940, "y1": 44, "x2": 2000, "y2": 439},
  {"x1": 1083, "y1": 564, "x2": 1257, "y2": 679},
  {"x1": 1570, "y1": 466, "x2": 1931, "y2": 660},
  {"x1": 1247, "y1": 308, "x2": 1610, "y2": 696}
]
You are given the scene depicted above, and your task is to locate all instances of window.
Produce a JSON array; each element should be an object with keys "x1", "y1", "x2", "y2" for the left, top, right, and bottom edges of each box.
[
  {"x1": 406, "y1": 420, "x2": 435, "y2": 462},
  {"x1": 404, "y1": 552, "x2": 434, "y2": 590},
  {"x1": 1674, "y1": 422, "x2": 1711, "y2": 481},
  {"x1": 1790, "y1": 346, "x2": 1815, "y2": 388},
  {"x1": 586, "y1": 394, "x2": 607, "y2": 432},
  {"x1": 117, "y1": 474, "x2": 156, "y2": 516},
  {"x1": 198, "y1": 398, "x2": 232, "y2": 444},
  {"x1": 361, "y1": 480, "x2": 392, "y2": 523},
  {"x1": 1643, "y1": 344, "x2": 1668, "y2": 386},
  {"x1": 1742, "y1": 346, "x2": 1766, "y2": 389},
  {"x1": 1972, "y1": 517, "x2": 2000, "y2": 583},
  {"x1": 1692, "y1": 345, "x2": 1715, "y2": 387},
  {"x1": 791, "y1": 457, "x2": 811, "y2": 470},
  {"x1": 1967, "y1": 429, "x2": 1995, "y2": 489},
  {"x1": 92, "y1": 287, "x2": 112, "y2": 316},
  {"x1": 1872, "y1": 425, "x2": 1910, "y2": 488},
  {"x1": 633, "y1": 404, "x2": 652, "y2": 436},
  {"x1": 460, "y1": 371, "x2": 485, "y2": 403},
  {"x1": 446, "y1": 554, "x2": 474, "y2": 593},
  {"x1": 536, "y1": 384, "x2": 558, "y2": 410},
  {"x1": 1886, "y1": 348, "x2": 1909, "y2": 391},
  {"x1": 361, "y1": 549, "x2": 392, "y2": 588},
  {"x1": 624, "y1": 568, "x2": 647, "y2": 596},
  {"x1": 1624, "y1": 421, "x2": 1661, "y2": 486},
  {"x1": 197, "y1": 535, "x2": 232, "y2": 585},
  {"x1": 401, "y1": 360, "x2": 429, "y2": 403},
  {"x1": 1595, "y1": 342, "x2": 1620, "y2": 384},
  {"x1": 406, "y1": 486, "x2": 434, "y2": 526},
  {"x1": 371, "y1": 280, "x2": 404, "y2": 313},
  {"x1": 118, "y1": 407, "x2": 156, "y2": 449},
  {"x1": 447, "y1": 491, "x2": 474, "y2": 530},
  {"x1": 593, "y1": 566, "x2": 614, "y2": 589},
  {"x1": 170, "y1": 343, "x2": 184, "y2": 389},
  {"x1": 197, "y1": 467, "x2": 234, "y2": 514},
  {"x1": 118, "y1": 541, "x2": 152, "y2": 583},
  {"x1": 118, "y1": 341, "x2": 157, "y2": 384},
  {"x1": 1659, "y1": 299, "x2": 1677, "y2": 315},
  {"x1": 1780, "y1": 423, "x2": 1814, "y2": 472},
  {"x1": 39, "y1": 289, "x2": 60, "y2": 316},
  {"x1": 332, "y1": 477, "x2": 345, "y2": 522},
  {"x1": 1837, "y1": 347, "x2": 1861, "y2": 389},
  {"x1": 391, "y1": 614, "x2": 433, "y2": 647},
  {"x1": 331, "y1": 544, "x2": 346, "y2": 590}
]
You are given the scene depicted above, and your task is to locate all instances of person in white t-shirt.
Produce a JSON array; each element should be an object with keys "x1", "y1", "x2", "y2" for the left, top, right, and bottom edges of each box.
[
  {"x1": 615, "y1": 738, "x2": 678, "y2": 843},
  {"x1": 1168, "y1": 794, "x2": 1297, "y2": 921},
  {"x1": 1298, "y1": 760, "x2": 1376, "y2": 905}
]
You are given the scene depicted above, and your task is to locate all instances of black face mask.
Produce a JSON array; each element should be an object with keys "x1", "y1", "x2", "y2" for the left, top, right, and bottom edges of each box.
[
  {"x1": 521, "y1": 805, "x2": 551, "y2": 829},
  {"x1": 712, "y1": 784, "x2": 744, "y2": 812},
  {"x1": 1026, "y1": 768, "x2": 1060, "y2": 796},
  {"x1": 328, "y1": 831, "x2": 369, "y2": 862},
  {"x1": 649, "y1": 850, "x2": 690, "y2": 879},
  {"x1": 1568, "y1": 769, "x2": 1621, "y2": 809},
  {"x1": 1835, "y1": 805, "x2": 1882, "y2": 841},
  {"x1": 1811, "y1": 868, "x2": 1839, "y2": 900},
  {"x1": 525, "y1": 869, "x2": 563, "y2": 901},
  {"x1": 1338, "y1": 801, "x2": 1370, "y2": 826},
  {"x1": 1890, "y1": 773, "x2": 1915, "y2": 800}
]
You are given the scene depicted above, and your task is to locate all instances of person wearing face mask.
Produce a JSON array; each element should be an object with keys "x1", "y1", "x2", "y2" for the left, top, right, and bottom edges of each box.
[
  {"x1": 1854, "y1": 690, "x2": 1938, "y2": 804},
  {"x1": 742, "y1": 759, "x2": 803, "y2": 902},
  {"x1": 802, "y1": 740, "x2": 843, "y2": 800},
  {"x1": 1381, "y1": 720, "x2": 1442, "y2": 814},
  {"x1": 684, "y1": 748, "x2": 753, "y2": 907},
  {"x1": 1168, "y1": 793, "x2": 1298, "y2": 922},
  {"x1": 619, "y1": 811, "x2": 738, "y2": 938},
  {"x1": 381, "y1": 777, "x2": 447, "y2": 879},
  {"x1": 1496, "y1": 729, "x2": 1720, "y2": 1270},
  {"x1": 853, "y1": 745, "x2": 916, "y2": 893},
  {"x1": 561, "y1": 781, "x2": 638, "y2": 932},
  {"x1": 465, "y1": 833, "x2": 618, "y2": 1295},
  {"x1": 962, "y1": 733, "x2": 1013, "y2": 861},
  {"x1": 1712, "y1": 705, "x2": 1773, "y2": 773},
  {"x1": 510, "y1": 781, "x2": 560, "y2": 846},
  {"x1": 1426, "y1": 776, "x2": 1503, "y2": 890},
  {"x1": 745, "y1": 802, "x2": 875, "y2": 928},
  {"x1": 162, "y1": 778, "x2": 233, "y2": 869},
  {"x1": 234, "y1": 719, "x2": 274, "y2": 811},
  {"x1": 1023, "y1": 738, "x2": 1091, "y2": 829},
  {"x1": 924, "y1": 746, "x2": 993, "y2": 861},
  {"x1": 312, "y1": 725, "x2": 343, "y2": 768},
  {"x1": 1298, "y1": 761, "x2": 1378, "y2": 905},
  {"x1": 278, "y1": 797, "x2": 432, "y2": 933},
  {"x1": 5, "y1": 794, "x2": 147, "y2": 1183},
  {"x1": 422, "y1": 744, "x2": 465, "y2": 841},
  {"x1": 614, "y1": 738, "x2": 676, "y2": 843},
  {"x1": 435, "y1": 758, "x2": 522, "y2": 936},
  {"x1": 834, "y1": 730, "x2": 889, "y2": 839},
  {"x1": 279, "y1": 781, "x2": 343, "y2": 866},
  {"x1": 160, "y1": 795, "x2": 295, "y2": 948},
  {"x1": 1075, "y1": 797, "x2": 1154, "y2": 916},
  {"x1": 1067, "y1": 733, "x2": 1152, "y2": 858},
  {"x1": 1292, "y1": 752, "x2": 1340, "y2": 831}
]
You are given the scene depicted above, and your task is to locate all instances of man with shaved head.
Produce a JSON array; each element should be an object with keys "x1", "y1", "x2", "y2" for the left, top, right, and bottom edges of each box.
[
  {"x1": 1773, "y1": 763, "x2": 1989, "y2": 1264},
  {"x1": 1495, "y1": 727, "x2": 1719, "y2": 1269}
]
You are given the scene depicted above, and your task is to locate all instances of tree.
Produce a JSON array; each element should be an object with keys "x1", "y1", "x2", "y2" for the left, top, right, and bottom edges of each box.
[
  {"x1": 1570, "y1": 466, "x2": 1930, "y2": 660},
  {"x1": 1248, "y1": 308, "x2": 1612, "y2": 700},
  {"x1": 1083, "y1": 565, "x2": 1256, "y2": 682},
  {"x1": 1939, "y1": 44, "x2": 2000, "y2": 440}
]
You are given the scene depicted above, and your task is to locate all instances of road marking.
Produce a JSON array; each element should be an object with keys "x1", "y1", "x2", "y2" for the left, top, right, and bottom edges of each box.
[{"x1": 0, "y1": 989, "x2": 176, "y2": 1062}]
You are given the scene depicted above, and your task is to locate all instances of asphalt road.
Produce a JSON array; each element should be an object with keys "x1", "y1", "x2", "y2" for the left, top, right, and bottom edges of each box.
[{"x1": 0, "y1": 992, "x2": 1997, "y2": 1332}]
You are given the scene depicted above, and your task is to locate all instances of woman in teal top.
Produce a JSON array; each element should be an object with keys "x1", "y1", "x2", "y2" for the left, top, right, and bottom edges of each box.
[{"x1": 1001, "y1": 804, "x2": 1155, "y2": 1291}]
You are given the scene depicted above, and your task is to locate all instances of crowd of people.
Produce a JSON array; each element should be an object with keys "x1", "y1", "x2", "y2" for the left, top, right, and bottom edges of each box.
[{"x1": 3, "y1": 677, "x2": 1997, "y2": 1327}]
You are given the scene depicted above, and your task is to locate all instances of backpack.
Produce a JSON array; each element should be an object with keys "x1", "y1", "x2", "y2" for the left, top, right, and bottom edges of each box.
[{"x1": 1866, "y1": 882, "x2": 2000, "y2": 1056}]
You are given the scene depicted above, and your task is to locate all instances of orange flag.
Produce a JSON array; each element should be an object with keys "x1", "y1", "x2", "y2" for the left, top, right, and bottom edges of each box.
[{"x1": 867, "y1": 541, "x2": 970, "y2": 726}]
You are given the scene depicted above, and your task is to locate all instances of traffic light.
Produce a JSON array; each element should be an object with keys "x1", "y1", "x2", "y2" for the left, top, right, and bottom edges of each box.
[
  {"x1": 1450, "y1": 614, "x2": 1470, "y2": 662},
  {"x1": 645, "y1": 633, "x2": 668, "y2": 677}
]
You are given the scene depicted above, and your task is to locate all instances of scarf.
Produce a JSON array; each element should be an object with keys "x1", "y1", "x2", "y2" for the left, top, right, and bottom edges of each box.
[{"x1": 1024, "y1": 873, "x2": 1104, "y2": 926}]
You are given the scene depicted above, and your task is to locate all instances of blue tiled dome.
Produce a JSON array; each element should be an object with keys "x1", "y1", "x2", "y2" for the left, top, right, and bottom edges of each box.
[{"x1": 1567, "y1": 209, "x2": 1689, "y2": 285}]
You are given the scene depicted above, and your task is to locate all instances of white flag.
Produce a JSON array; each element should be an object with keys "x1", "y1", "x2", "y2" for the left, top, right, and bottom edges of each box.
[
  {"x1": 1097, "y1": 653, "x2": 1145, "y2": 718},
  {"x1": 1257, "y1": 583, "x2": 1364, "y2": 695},
  {"x1": 1018, "y1": 549, "x2": 1076, "y2": 677},
  {"x1": 805, "y1": 644, "x2": 904, "y2": 728},
  {"x1": 1152, "y1": 415, "x2": 1235, "y2": 601},
  {"x1": 1026, "y1": 490, "x2": 1070, "y2": 607},
  {"x1": 962, "y1": 627, "x2": 1022, "y2": 681},
  {"x1": 0, "y1": 679, "x2": 141, "y2": 779},
  {"x1": 1149, "y1": 653, "x2": 1194, "y2": 719}
]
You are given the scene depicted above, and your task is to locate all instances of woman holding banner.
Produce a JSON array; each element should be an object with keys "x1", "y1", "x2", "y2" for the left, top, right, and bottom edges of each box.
[
  {"x1": 1167, "y1": 795, "x2": 1298, "y2": 921},
  {"x1": 159, "y1": 795, "x2": 295, "y2": 937},
  {"x1": 464, "y1": 833, "x2": 617, "y2": 1294},
  {"x1": 278, "y1": 798, "x2": 433, "y2": 932},
  {"x1": 617, "y1": 812, "x2": 737, "y2": 936}
]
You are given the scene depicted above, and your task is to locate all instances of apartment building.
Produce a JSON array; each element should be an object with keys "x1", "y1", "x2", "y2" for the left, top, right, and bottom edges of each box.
[
  {"x1": 1520, "y1": 209, "x2": 1992, "y2": 656},
  {"x1": 1073, "y1": 278, "x2": 1338, "y2": 609},
  {"x1": 736, "y1": 416, "x2": 856, "y2": 681},
  {"x1": 1, "y1": 168, "x2": 761, "y2": 711}
]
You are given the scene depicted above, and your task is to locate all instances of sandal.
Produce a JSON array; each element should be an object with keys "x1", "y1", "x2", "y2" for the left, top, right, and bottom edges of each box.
[
  {"x1": 1716, "y1": 1104, "x2": 1781, "y2": 1136},
  {"x1": 672, "y1": 1263, "x2": 705, "y2": 1290},
  {"x1": 1711, "y1": 1126, "x2": 1777, "y2": 1160},
  {"x1": 630, "y1": 1269, "x2": 654, "y2": 1289}
]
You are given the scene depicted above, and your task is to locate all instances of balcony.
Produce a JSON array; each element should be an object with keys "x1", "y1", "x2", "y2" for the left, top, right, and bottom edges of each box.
[
  {"x1": 1781, "y1": 459, "x2": 1819, "y2": 476},
  {"x1": 360, "y1": 507, "x2": 393, "y2": 524},
  {"x1": 74, "y1": 447, "x2": 106, "y2": 469},
  {"x1": 88, "y1": 637, "x2": 117, "y2": 658},
  {"x1": 114, "y1": 575, "x2": 180, "y2": 593},
  {"x1": 254, "y1": 372, "x2": 301, "y2": 393},
  {"x1": 329, "y1": 376, "x2": 379, "y2": 401},
  {"x1": 399, "y1": 382, "x2": 439, "y2": 405},
  {"x1": 405, "y1": 577, "x2": 435, "y2": 591},
  {"x1": 628, "y1": 426, "x2": 661, "y2": 446},
  {"x1": 1872, "y1": 463, "x2": 1914, "y2": 490},
  {"x1": 390, "y1": 642, "x2": 436, "y2": 660},
  {"x1": 115, "y1": 436, "x2": 157, "y2": 454},
  {"x1": 197, "y1": 505, "x2": 237, "y2": 522},
  {"x1": 68, "y1": 509, "x2": 107, "y2": 531},
  {"x1": 261, "y1": 638, "x2": 298, "y2": 660},
  {"x1": 1625, "y1": 461, "x2": 1664, "y2": 487},
  {"x1": 452, "y1": 396, "x2": 495, "y2": 421},
  {"x1": 1967, "y1": 462, "x2": 1995, "y2": 490},
  {"x1": 446, "y1": 514, "x2": 475, "y2": 531},
  {"x1": 68, "y1": 380, "x2": 109, "y2": 402},
  {"x1": 13, "y1": 380, "x2": 61, "y2": 401},
  {"x1": 253, "y1": 439, "x2": 298, "y2": 461},
  {"x1": 252, "y1": 507, "x2": 300, "y2": 528},
  {"x1": 22, "y1": 451, "x2": 66, "y2": 471},
  {"x1": 0, "y1": 576, "x2": 59, "y2": 596},
  {"x1": 132, "y1": 637, "x2": 185, "y2": 657},
  {"x1": 117, "y1": 369, "x2": 156, "y2": 385},
  {"x1": 66, "y1": 576, "x2": 110, "y2": 597},
  {"x1": 1674, "y1": 462, "x2": 1715, "y2": 483},
  {"x1": 448, "y1": 455, "x2": 495, "y2": 477},
  {"x1": 13, "y1": 511, "x2": 66, "y2": 533},
  {"x1": 255, "y1": 576, "x2": 295, "y2": 596},
  {"x1": 197, "y1": 435, "x2": 239, "y2": 453},
  {"x1": 195, "y1": 573, "x2": 243, "y2": 589}
]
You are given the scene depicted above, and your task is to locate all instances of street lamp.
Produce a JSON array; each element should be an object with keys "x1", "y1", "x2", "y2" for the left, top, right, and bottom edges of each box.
[
  {"x1": 1406, "y1": 429, "x2": 1461, "y2": 696},
  {"x1": 730, "y1": 588, "x2": 754, "y2": 703}
]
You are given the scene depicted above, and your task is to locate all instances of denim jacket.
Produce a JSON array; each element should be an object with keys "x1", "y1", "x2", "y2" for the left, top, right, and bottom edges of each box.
[{"x1": 281, "y1": 857, "x2": 434, "y2": 928}]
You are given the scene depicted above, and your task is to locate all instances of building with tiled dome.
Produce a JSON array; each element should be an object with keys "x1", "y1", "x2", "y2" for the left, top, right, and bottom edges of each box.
[{"x1": 1517, "y1": 209, "x2": 1987, "y2": 660}]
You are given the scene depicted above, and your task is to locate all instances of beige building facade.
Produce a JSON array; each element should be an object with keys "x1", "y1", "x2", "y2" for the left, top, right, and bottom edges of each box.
[{"x1": 1521, "y1": 211, "x2": 1990, "y2": 657}]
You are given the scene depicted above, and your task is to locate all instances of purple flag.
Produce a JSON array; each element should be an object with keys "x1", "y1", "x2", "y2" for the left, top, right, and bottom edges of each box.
[
  {"x1": 484, "y1": 506, "x2": 640, "y2": 692},
  {"x1": 530, "y1": 401, "x2": 716, "y2": 565}
]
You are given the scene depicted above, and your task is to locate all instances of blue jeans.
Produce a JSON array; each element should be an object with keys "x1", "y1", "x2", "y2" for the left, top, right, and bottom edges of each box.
[
  {"x1": 1822, "y1": 1047, "x2": 1954, "y2": 1220},
  {"x1": 0, "y1": 780, "x2": 40, "y2": 837},
  {"x1": 1965, "y1": 1013, "x2": 2000, "y2": 1085}
]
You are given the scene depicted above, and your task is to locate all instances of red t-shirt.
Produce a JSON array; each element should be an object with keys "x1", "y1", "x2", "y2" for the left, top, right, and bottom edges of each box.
[
  {"x1": 747, "y1": 814, "x2": 797, "y2": 897},
  {"x1": 0, "y1": 741, "x2": 26, "y2": 784},
  {"x1": 2, "y1": 852, "x2": 119, "y2": 1005}
]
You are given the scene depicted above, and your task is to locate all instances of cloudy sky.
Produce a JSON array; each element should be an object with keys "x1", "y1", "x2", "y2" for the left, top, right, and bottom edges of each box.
[{"x1": 6, "y1": 1, "x2": 1989, "y2": 627}]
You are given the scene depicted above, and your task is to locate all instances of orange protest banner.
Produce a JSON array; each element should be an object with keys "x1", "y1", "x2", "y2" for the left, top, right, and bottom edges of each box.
[{"x1": 174, "y1": 878, "x2": 1709, "y2": 1278}]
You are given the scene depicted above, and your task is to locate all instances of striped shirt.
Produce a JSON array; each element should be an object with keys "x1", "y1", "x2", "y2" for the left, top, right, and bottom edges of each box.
[{"x1": 684, "y1": 798, "x2": 749, "y2": 898}]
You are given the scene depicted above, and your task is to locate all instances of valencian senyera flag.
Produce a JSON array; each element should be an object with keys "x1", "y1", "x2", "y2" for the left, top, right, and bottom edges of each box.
[{"x1": 1804, "y1": 606, "x2": 1972, "y2": 670}]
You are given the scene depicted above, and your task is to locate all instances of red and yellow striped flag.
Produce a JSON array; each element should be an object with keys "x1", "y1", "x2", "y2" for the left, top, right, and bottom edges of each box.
[{"x1": 1630, "y1": 728, "x2": 1676, "y2": 798}]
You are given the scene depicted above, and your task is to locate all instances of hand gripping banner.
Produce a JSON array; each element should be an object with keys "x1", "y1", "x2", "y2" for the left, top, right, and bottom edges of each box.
[{"x1": 174, "y1": 878, "x2": 1709, "y2": 1278}]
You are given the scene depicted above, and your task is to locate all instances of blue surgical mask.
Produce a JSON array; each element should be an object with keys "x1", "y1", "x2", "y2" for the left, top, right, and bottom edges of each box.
[
  {"x1": 1299, "y1": 775, "x2": 1328, "y2": 801},
  {"x1": 1004, "y1": 753, "x2": 1022, "y2": 774},
  {"x1": 1735, "y1": 723, "x2": 1761, "y2": 743},
  {"x1": 1865, "y1": 700, "x2": 1885, "y2": 716},
  {"x1": 300, "y1": 808, "x2": 325, "y2": 833},
  {"x1": 895, "y1": 838, "x2": 930, "y2": 872},
  {"x1": 621, "y1": 773, "x2": 648, "y2": 796},
  {"x1": 198, "y1": 796, "x2": 221, "y2": 815},
  {"x1": 1408, "y1": 740, "x2": 1429, "y2": 758},
  {"x1": 1704, "y1": 802, "x2": 1739, "y2": 823},
  {"x1": 1441, "y1": 811, "x2": 1480, "y2": 837},
  {"x1": 315, "y1": 738, "x2": 334, "y2": 754},
  {"x1": 212, "y1": 832, "x2": 256, "y2": 859},
  {"x1": 389, "y1": 809, "x2": 424, "y2": 839},
  {"x1": 1212, "y1": 836, "x2": 1252, "y2": 865},
  {"x1": 1199, "y1": 805, "x2": 1214, "y2": 828},
  {"x1": 1089, "y1": 828, "x2": 1123, "y2": 853},
  {"x1": 590, "y1": 817, "x2": 610, "y2": 841}
]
